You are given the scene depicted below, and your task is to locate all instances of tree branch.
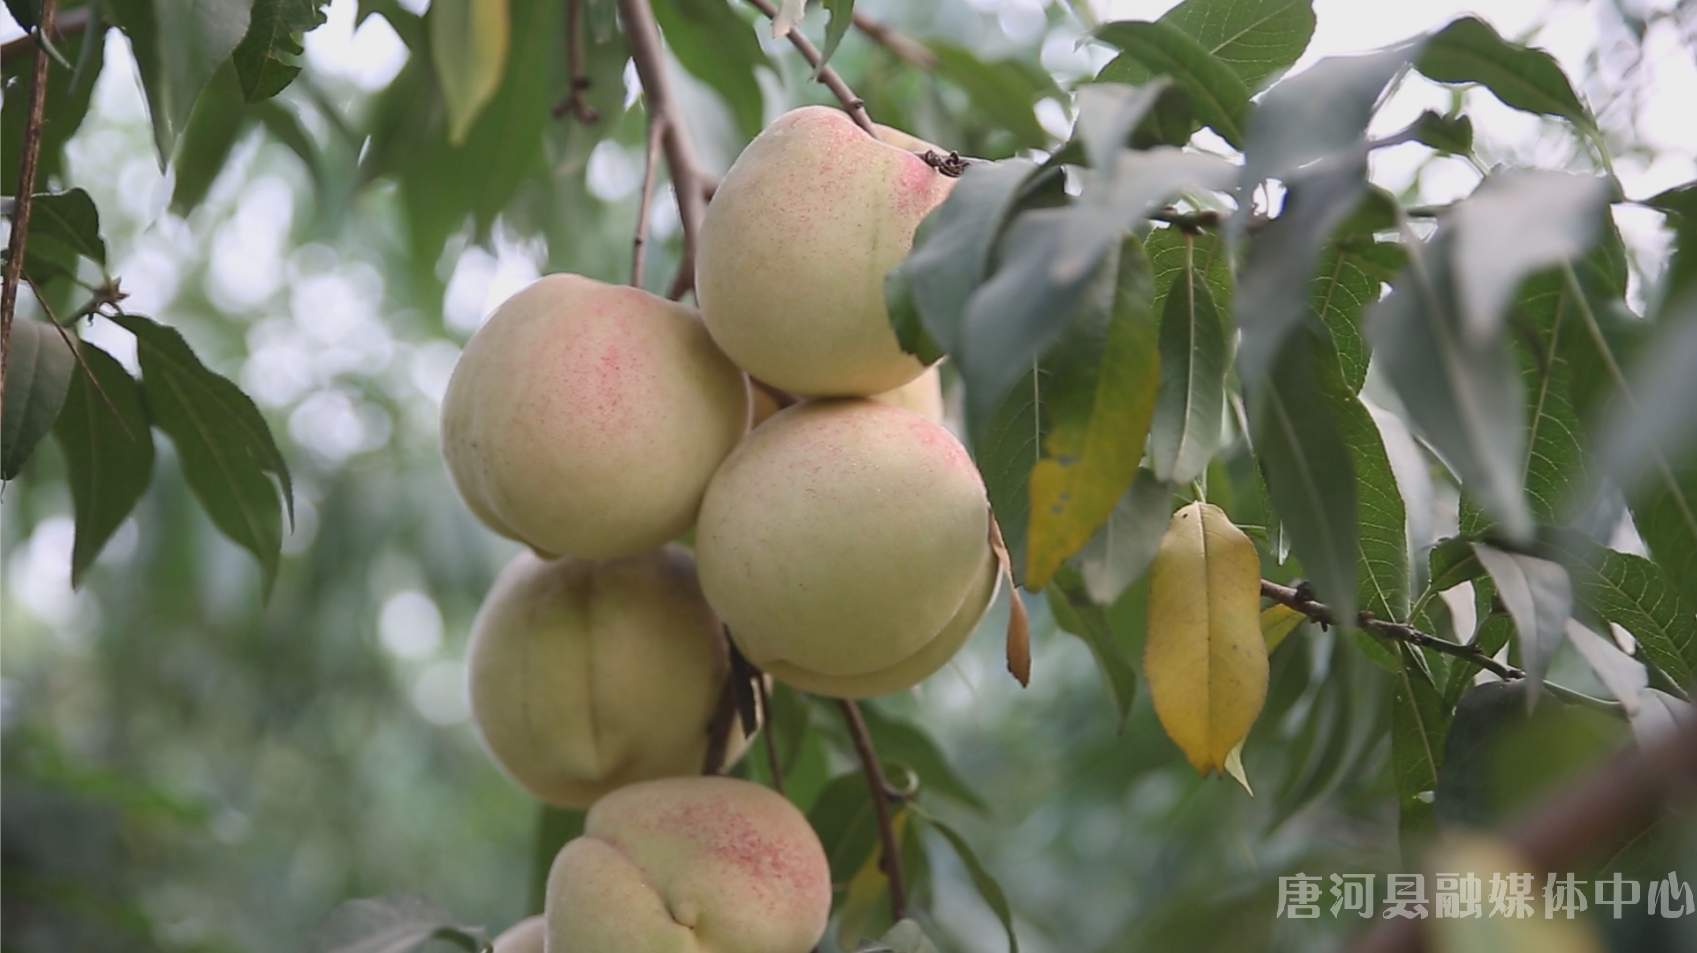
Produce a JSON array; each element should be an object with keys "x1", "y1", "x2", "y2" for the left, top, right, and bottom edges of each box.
[
  {"x1": 2, "y1": 0, "x2": 61, "y2": 428},
  {"x1": 1347, "y1": 710, "x2": 1697, "y2": 953},
  {"x1": 631, "y1": 112, "x2": 665, "y2": 287},
  {"x1": 838, "y1": 698, "x2": 909, "y2": 922},
  {"x1": 1260, "y1": 579, "x2": 1527, "y2": 681},
  {"x1": 851, "y1": 12, "x2": 937, "y2": 69},
  {"x1": 742, "y1": 0, "x2": 876, "y2": 136},
  {"x1": 0, "y1": 4, "x2": 82, "y2": 68},
  {"x1": 552, "y1": 0, "x2": 601, "y2": 122},
  {"x1": 617, "y1": 0, "x2": 709, "y2": 295}
]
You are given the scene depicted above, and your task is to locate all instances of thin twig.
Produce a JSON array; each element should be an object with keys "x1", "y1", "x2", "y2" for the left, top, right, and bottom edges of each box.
[
  {"x1": 743, "y1": 0, "x2": 877, "y2": 136},
  {"x1": 837, "y1": 698, "x2": 908, "y2": 922},
  {"x1": 552, "y1": 0, "x2": 601, "y2": 122},
  {"x1": 24, "y1": 277, "x2": 136, "y2": 441},
  {"x1": 631, "y1": 112, "x2": 665, "y2": 287},
  {"x1": 1260, "y1": 579, "x2": 1527, "y2": 681},
  {"x1": 851, "y1": 12, "x2": 937, "y2": 69},
  {"x1": 1150, "y1": 207, "x2": 1222, "y2": 233},
  {"x1": 758, "y1": 675, "x2": 783, "y2": 796},
  {"x1": 618, "y1": 0, "x2": 709, "y2": 295},
  {"x1": 0, "y1": 5, "x2": 83, "y2": 68},
  {"x1": 2, "y1": 0, "x2": 61, "y2": 428}
]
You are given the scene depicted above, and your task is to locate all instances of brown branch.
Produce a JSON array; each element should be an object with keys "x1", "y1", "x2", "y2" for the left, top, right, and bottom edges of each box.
[
  {"x1": 2, "y1": 0, "x2": 60, "y2": 428},
  {"x1": 618, "y1": 0, "x2": 709, "y2": 295},
  {"x1": 24, "y1": 277, "x2": 136, "y2": 441},
  {"x1": 742, "y1": 0, "x2": 877, "y2": 136},
  {"x1": 0, "y1": 5, "x2": 83, "y2": 68},
  {"x1": 552, "y1": 0, "x2": 601, "y2": 122},
  {"x1": 758, "y1": 675, "x2": 784, "y2": 796},
  {"x1": 838, "y1": 698, "x2": 909, "y2": 922},
  {"x1": 702, "y1": 674, "x2": 739, "y2": 775},
  {"x1": 1260, "y1": 579, "x2": 1526, "y2": 681},
  {"x1": 631, "y1": 112, "x2": 665, "y2": 287},
  {"x1": 851, "y1": 12, "x2": 937, "y2": 69},
  {"x1": 1347, "y1": 710, "x2": 1697, "y2": 953}
]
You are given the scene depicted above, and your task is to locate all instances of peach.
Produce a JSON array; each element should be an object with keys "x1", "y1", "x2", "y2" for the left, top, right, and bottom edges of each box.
[
  {"x1": 696, "y1": 106, "x2": 957, "y2": 397},
  {"x1": 441, "y1": 274, "x2": 750, "y2": 558},
  {"x1": 466, "y1": 546, "x2": 748, "y2": 808},
  {"x1": 695, "y1": 399, "x2": 997, "y2": 698},
  {"x1": 545, "y1": 776, "x2": 831, "y2": 953}
]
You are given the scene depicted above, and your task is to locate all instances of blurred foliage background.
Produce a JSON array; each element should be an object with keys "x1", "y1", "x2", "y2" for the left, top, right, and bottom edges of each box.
[{"x1": 5, "y1": 1, "x2": 1697, "y2": 951}]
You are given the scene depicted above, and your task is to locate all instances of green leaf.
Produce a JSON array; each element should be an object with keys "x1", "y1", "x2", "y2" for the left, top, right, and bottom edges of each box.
[
  {"x1": 652, "y1": 0, "x2": 771, "y2": 139},
  {"x1": 2, "y1": 319, "x2": 77, "y2": 479},
  {"x1": 818, "y1": 0, "x2": 855, "y2": 75},
  {"x1": 1074, "y1": 468, "x2": 1173, "y2": 605},
  {"x1": 1025, "y1": 236, "x2": 1160, "y2": 587},
  {"x1": 807, "y1": 772, "x2": 880, "y2": 885},
  {"x1": 1048, "y1": 567, "x2": 1140, "y2": 729},
  {"x1": 1368, "y1": 232, "x2": 1533, "y2": 541},
  {"x1": 1317, "y1": 337, "x2": 1408, "y2": 622},
  {"x1": 874, "y1": 920, "x2": 940, "y2": 953},
  {"x1": 1072, "y1": 81, "x2": 1174, "y2": 171},
  {"x1": 1252, "y1": 328, "x2": 1360, "y2": 627},
  {"x1": 1513, "y1": 276, "x2": 1594, "y2": 527},
  {"x1": 389, "y1": 0, "x2": 575, "y2": 272},
  {"x1": 108, "y1": 314, "x2": 292, "y2": 594},
  {"x1": 104, "y1": 0, "x2": 253, "y2": 159},
  {"x1": 978, "y1": 367, "x2": 1042, "y2": 586},
  {"x1": 1426, "y1": 536, "x2": 1486, "y2": 597},
  {"x1": 1473, "y1": 543, "x2": 1572, "y2": 695},
  {"x1": 1407, "y1": 109, "x2": 1474, "y2": 155},
  {"x1": 430, "y1": 0, "x2": 511, "y2": 145},
  {"x1": 2, "y1": 18, "x2": 107, "y2": 190},
  {"x1": 51, "y1": 341, "x2": 155, "y2": 587},
  {"x1": 1543, "y1": 532, "x2": 1697, "y2": 686},
  {"x1": 1391, "y1": 642, "x2": 1448, "y2": 861},
  {"x1": 928, "y1": 43, "x2": 1054, "y2": 151},
  {"x1": 1450, "y1": 172, "x2": 1610, "y2": 346},
  {"x1": 1238, "y1": 44, "x2": 1413, "y2": 200},
  {"x1": 304, "y1": 894, "x2": 485, "y2": 953},
  {"x1": 1417, "y1": 16, "x2": 1592, "y2": 128},
  {"x1": 232, "y1": 0, "x2": 328, "y2": 102},
  {"x1": 891, "y1": 159, "x2": 1047, "y2": 358},
  {"x1": 1157, "y1": 0, "x2": 1315, "y2": 90},
  {"x1": 27, "y1": 188, "x2": 107, "y2": 268},
  {"x1": 918, "y1": 814, "x2": 1018, "y2": 953},
  {"x1": 1596, "y1": 300, "x2": 1697, "y2": 508},
  {"x1": 1149, "y1": 236, "x2": 1229, "y2": 485},
  {"x1": 170, "y1": 62, "x2": 250, "y2": 215},
  {"x1": 1313, "y1": 239, "x2": 1405, "y2": 399},
  {"x1": 1093, "y1": 20, "x2": 1251, "y2": 148},
  {"x1": 1646, "y1": 182, "x2": 1697, "y2": 320},
  {"x1": 1235, "y1": 155, "x2": 1369, "y2": 387}
]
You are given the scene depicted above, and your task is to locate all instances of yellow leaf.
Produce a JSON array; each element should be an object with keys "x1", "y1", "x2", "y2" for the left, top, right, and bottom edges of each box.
[
  {"x1": 837, "y1": 809, "x2": 909, "y2": 949},
  {"x1": 431, "y1": 0, "x2": 512, "y2": 145},
  {"x1": 1145, "y1": 501, "x2": 1267, "y2": 776},
  {"x1": 1428, "y1": 837, "x2": 1606, "y2": 953},
  {"x1": 1223, "y1": 741, "x2": 1252, "y2": 794},
  {"x1": 1260, "y1": 603, "x2": 1304, "y2": 653},
  {"x1": 1024, "y1": 241, "x2": 1160, "y2": 588}
]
